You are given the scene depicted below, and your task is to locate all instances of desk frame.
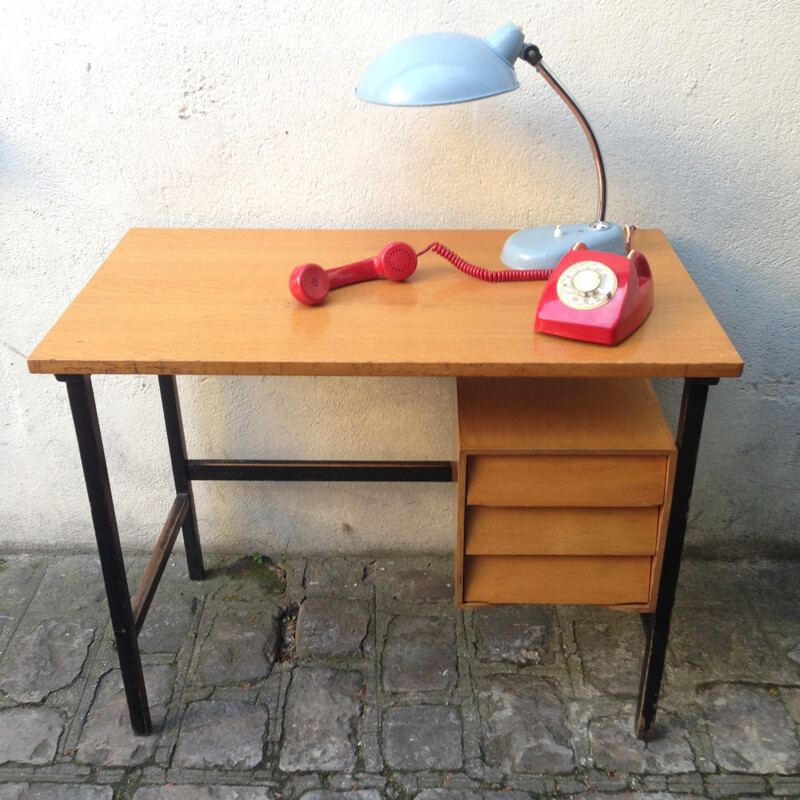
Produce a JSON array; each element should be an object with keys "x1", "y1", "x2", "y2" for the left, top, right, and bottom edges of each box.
[{"x1": 56, "y1": 370, "x2": 716, "y2": 740}]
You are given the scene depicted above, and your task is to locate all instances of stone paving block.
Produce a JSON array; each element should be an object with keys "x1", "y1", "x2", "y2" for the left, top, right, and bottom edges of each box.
[
  {"x1": 138, "y1": 591, "x2": 197, "y2": 654},
  {"x1": 701, "y1": 683, "x2": 800, "y2": 774},
  {"x1": 0, "y1": 707, "x2": 63, "y2": 765},
  {"x1": 76, "y1": 665, "x2": 175, "y2": 767},
  {"x1": 440, "y1": 775, "x2": 480, "y2": 791},
  {"x1": 295, "y1": 597, "x2": 370, "y2": 659},
  {"x1": 0, "y1": 786, "x2": 26, "y2": 800},
  {"x1": 666, "y1": 773, "x2": 705, "y2": 795},
  {"x1": 471, "y1": 605, "x2": 554, "y2": 665},
  {"x1": 0, "y1": 620, "x2": 94, "y2": 703},
  {"x1": 304, "y1": 557, "x2": 372, "y2": 598},
  {"x1": 134, "y1": 786, "x2": 273, "y2": 799},
  {"x1": 589, "y1": 716, "x2": 695, "y2": 774},
  {"x1": 576, "y1": 795, "x2": 687, "y2": 800},
  {"x1": 784, "y1": 685, "x2": 800, "y2": 727},
  {"x1": 286, "y1": 775, "x2": 323, "y2": 796},
  {"x1": 669, "y1": 562, "x2": 781, "y2": 684},
  {"x1": 14, "y1": 786, "x2": 114, "y2": 800},
  {"x1": 382, "y1": 705, "x2": 463, "y2": 771},
  {"x1": 480, "y1": 677, "x2": 574, "y2": 774},
  {"x1": 382, "y1": 616, "x2": 456, "y2": 692},
  {"x1": 368, "y1": 558, "x2": 455, "y2": 602},
  {"x1": 571, "y1": 609, "x2": 643, "y2": 696},
  {"x1": 502, "y1": 775, "x2": 560, "y2": 794},
  {"x1": 173, "y1": 700, "x2": 268, "y2": 770},
  {"x1": 705, "y1": 773, "x2": 767, "y2": 797},
  {"x1": 197, "y1": 606, "x2": 280, "y2": 685},
  {"x1": 771, "y1": 776, "x2": 800, "y2": 796},
  {"x1": 566, "y1": 770, "x2": 639, "y2": 793},
  {"x1": 0, "y1": 557, "x2": 44, "y2": 649},
  {"x1": 640, "y1": 776, "x2": 669, "y2": 792},
  {"x1": 299, "y1": 792, "x2": 383, "y2": 800},
  {"x1": 414, "y1": 790, "x2": 481, "y2": 800},
  {"x1": 279, "y1": 667, "x2": 364, "y2": 772},
  {"x1": 328, "y1": 775, "x2": 386, "y2": 790},
  {"x1": 23, "y1": 557, "x2": 107, "y2": 623},
  {"x1": 745, "y1": 562, "x2": 800, "y2": 680},
  {"x1": 386, "y1": 773, "x2": 418, "y2": 795}
]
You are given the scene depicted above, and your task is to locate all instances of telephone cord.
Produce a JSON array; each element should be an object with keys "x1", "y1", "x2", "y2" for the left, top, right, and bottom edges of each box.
[{"x1": 417, "y1": 242, "x2": 553, "y2": 282}]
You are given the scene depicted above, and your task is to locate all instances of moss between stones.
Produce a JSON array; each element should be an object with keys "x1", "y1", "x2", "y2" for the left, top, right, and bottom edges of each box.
[{"x1": 221, "y1": 554, "x2": 287, "y2": 595}]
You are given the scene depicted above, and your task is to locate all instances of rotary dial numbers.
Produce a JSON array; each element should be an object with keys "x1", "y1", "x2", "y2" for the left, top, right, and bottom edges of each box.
[{"x1": 556, "y1": 261, "x2": 618, "y2": 310}]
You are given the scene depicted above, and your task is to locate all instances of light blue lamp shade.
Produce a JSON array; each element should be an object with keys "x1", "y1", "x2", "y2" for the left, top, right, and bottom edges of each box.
[
  {"x1": 356, "y1": 23, "x2": 627, "y2": 270},
  {"x1": 356, "y1": 24, "x2": 524, "y2": 106}
]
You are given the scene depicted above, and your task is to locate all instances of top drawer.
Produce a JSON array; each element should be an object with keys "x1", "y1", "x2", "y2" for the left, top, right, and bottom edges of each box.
[{"x1": 466, "y1": 453, "x2": 668, "y2": 507}]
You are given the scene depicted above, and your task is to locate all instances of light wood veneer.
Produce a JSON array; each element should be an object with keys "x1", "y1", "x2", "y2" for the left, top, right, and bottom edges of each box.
[
  {"x1": 28, "y1": 228, "x2": 743, "y2": 379},
  {"x1": 455, "y1": 377, "x2": 677, "y2": 611}
]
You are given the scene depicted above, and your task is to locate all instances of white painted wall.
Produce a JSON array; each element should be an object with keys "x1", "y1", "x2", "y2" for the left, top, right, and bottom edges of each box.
[{"x1": 2, "y1": 0, "x2": 798, "y2": 558}]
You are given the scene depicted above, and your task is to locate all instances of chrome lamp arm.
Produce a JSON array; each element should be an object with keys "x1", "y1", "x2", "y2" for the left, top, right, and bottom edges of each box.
[{"x1": 521, "y1": 43, "x2": 607, "y2": 225}]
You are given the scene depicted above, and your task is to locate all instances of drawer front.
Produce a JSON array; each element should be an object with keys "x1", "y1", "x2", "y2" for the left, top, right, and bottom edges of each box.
[
  {"x1": 464, "y1": 506, "x2": 658, "y2": 556},
  {"x1": 466, "y1": 454, "x2": 667, "y2": 507},
  {"x1": 463, "y1": 555, "x2": 652, "y2": 606}
]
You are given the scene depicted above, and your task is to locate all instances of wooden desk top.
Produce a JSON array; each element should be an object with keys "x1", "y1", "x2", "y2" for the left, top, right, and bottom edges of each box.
[{"x1": 28, "y1": 228, "x2": 742, "y2": 379}]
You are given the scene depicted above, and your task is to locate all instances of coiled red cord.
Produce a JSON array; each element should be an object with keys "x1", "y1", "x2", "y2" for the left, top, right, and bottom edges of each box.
[{"x1": 417, "y1": 242, "x2": 553, "y2": 282}]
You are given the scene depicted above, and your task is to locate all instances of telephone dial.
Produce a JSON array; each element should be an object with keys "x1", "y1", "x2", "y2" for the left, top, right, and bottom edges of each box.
[{"x1": 289, "y1": 237, "x2": 654, "y2": 345}]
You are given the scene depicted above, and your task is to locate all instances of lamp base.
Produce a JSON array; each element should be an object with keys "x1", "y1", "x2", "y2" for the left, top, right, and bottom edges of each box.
[{"x1": 500, "y1": 221, "x2": 627, "y2": 271}]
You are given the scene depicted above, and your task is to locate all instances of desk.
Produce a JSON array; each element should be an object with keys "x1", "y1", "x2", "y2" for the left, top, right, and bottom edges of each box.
[{"x1": 28, "y1": 228, "x2": 742, "y2": 739}]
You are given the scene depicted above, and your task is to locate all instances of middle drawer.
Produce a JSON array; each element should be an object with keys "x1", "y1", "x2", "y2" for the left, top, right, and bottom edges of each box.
[{"x1": 464, "y1": 506, "x2": 658, "y2": 556}]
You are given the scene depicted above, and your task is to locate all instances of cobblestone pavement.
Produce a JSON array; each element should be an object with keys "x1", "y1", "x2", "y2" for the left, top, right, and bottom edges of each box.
[{"x1": 0, "y1": 553, "x2": 798, "y2": 799}]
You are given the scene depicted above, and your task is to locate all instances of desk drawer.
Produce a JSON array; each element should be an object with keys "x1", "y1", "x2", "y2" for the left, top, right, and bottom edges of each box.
[
  {"x1": 463, "y1": 555, "x2": 652, "y2": 606},
  {"x1": 464, "y1": 506, "x2": 658, "y2": 556},
  {"x1": 466, "y1": 454, "x2": 668, "y2": 507}
]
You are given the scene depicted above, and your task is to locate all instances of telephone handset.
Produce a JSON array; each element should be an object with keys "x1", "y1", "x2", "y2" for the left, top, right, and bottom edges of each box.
[
  {"x1": 289, "y1": 242, "x2": 418, "y2": 306},
  {"x1": 534, "y1": 243, "x2": 654, "y2": 345},
  {"x1": 289, "y1": 241, "x2": 553, "y2": 305}
]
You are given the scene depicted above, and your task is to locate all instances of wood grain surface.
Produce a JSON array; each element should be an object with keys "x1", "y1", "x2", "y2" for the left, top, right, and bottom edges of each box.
[{"x1": 28, "y1": 228, "x2": 743, "y2": 377}]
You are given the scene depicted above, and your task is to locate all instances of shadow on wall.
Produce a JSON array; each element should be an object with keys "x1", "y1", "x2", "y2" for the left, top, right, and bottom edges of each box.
[{"x1": 179, "y1": 375, "x2": 455, "y2": 554}]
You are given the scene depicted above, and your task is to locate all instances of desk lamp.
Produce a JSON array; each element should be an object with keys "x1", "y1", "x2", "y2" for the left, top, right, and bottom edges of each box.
[{"x1": 356, "y1": 23, "x2": 627, "y2": 271}]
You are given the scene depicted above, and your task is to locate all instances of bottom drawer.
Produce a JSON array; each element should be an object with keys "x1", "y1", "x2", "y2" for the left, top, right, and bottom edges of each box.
[{"x1": 463, "y1": 555, "x2": 652, "y2": 606}]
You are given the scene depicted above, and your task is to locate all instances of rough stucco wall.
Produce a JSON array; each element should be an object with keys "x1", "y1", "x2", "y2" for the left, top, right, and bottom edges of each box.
[{"x1": 2, "y1": 1, "x2": 797, "y2": 557}]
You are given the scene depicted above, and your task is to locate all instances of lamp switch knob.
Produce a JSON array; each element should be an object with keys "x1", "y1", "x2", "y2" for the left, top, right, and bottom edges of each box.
[{"x1": 554, "y1": 225, "x2": 563, "y2": 238}]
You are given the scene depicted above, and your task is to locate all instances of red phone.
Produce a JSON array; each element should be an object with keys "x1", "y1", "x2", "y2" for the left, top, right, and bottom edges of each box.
[{"x1": 534, "y1": 244, "x2": 654, "y2": 345}]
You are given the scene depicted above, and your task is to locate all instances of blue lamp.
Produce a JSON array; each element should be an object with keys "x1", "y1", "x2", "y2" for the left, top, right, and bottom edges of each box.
[{"x1": 356, "y1": 23, "x2": 627, "y2": 271}]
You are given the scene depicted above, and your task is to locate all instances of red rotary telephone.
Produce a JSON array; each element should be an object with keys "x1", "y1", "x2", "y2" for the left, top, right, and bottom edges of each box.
[{"x1": 534, "y1": 243, "x2": 654, "y2": 345}]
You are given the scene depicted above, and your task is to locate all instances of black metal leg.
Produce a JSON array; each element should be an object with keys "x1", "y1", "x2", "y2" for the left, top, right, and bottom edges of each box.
[
  {"x1": 158, "y1": 375, "x2": 204, "y2": 580},
  {"x1": 635, "y1": 377, "x2": 718, "y2": 739},
  {"x1": 57, "y1": 375, "x2": 152, "y2": 735}
]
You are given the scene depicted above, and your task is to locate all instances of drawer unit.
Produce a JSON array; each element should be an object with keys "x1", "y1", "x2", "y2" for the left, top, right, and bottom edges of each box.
[{"x1": 455, "y1": 377, "x2": 676, "y2": 612}]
